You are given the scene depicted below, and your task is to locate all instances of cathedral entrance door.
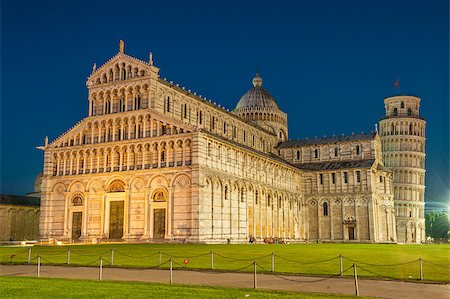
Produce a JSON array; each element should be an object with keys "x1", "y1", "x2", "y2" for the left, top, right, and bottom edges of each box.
[
  {"x1": 153, "y1": 209, "x2": 166, "y2": 239},
  {"x1": 72, "y1": 212, "x2": 82, "y2": 240},
  {"x1": 348, "y1": 227, "x2": 355, "y2": 240},
  {"x1": 109, "y1": 201, "x2": 124, "y2": 239}
]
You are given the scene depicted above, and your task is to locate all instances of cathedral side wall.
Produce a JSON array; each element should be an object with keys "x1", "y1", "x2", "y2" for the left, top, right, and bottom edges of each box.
[
  {"x1": 302, "y1": 167, "x2": 395, "y2": 243},
  {"x1": 196, "y1": 132, "x2": 304, "y2": 243}
]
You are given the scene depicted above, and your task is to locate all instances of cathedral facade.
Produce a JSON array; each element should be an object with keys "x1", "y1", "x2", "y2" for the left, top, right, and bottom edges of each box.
[{"x1": 38, "y1": 42, "x2": 425, "y2": 244}]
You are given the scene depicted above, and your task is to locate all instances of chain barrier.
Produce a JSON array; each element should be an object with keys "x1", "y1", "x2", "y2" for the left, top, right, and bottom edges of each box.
[
  {"x1": 35, "y1": 251, "x2": 68, "y2": 257},
  {"x1": 355, "y1": 264, "x2": 404, "y2": 280},
  {"x1": 0, "y1": 248, "x2": 32, "y2": 259},
  {"x1": 113, "y1": 250, "x2": 160, "y2": 259},
  {"x1": 422, "y1": 260, "x2": 450, "y2": 269},
  {"x1": 208, "y1": 262, "x2": 255, "y2": 274},
  {"x1": 29, "y1": 256, "x2": 38, "y2": 262},
  {"x1": 170, "y1": 259, "x2": 185, "y2": 268},
  {"x1": 2, "y1": 248, "x2": 449, "y2": 282},
  {"x1": 256, "y1": 263, "x2": 352, "y2": 283},
  {"x1": 343, "y1": 256, "x2": 418, "y2": 267},
  {"x1": 275, "y1": 254, "x2": 339, "y2": 265},
  {"x1": 161, "y1": 252, "x2": 211, "y2": 259},
  {"x1": 213, "y1": 252, "x2": 272, "y2": 261},
  {"x1": 84, "y1": 257, "x2": 104, "y2": 266},
  {"x1": 70, "y1": 249, "x2": 111, "y2": 257}
]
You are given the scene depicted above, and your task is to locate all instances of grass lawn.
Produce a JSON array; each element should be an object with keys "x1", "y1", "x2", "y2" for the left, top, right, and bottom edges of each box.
[
  {"x1": 0, "y1": 243, "x2": 448, "y2": 282},
  {"x1": 0, "y1": 276, "x2": 363, "y2": 299}
]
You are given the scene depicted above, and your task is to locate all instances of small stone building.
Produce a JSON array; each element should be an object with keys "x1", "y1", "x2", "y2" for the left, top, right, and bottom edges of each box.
[{"x1": 0, "y1": 195, "x2": 40, "y2": 241}]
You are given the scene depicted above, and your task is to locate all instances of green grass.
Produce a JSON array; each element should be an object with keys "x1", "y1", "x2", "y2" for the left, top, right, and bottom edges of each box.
[
  {"x1": 1, "y1": 243, "x2": 449, "y2": 282},
  {"x1": 0, "y1": 276, "x2": 362, "y2": 298}
]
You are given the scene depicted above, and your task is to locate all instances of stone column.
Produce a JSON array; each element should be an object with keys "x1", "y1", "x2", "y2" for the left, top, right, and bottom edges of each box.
[
  {"x1": 119, "y1": 149, "x2": 124, "y2": 171},
  {"x1": 317, "y1": 200, "x2": 321, "y2": 240},
  {"x1": 330, "y1": 200, "x2": 334, "y2": 240},
  {"x1": 82, "y1": 194, "x2": 89, "y2": 239},
  {"x1": 126, "y1": 146, "x2": 130, "y2": 170}
]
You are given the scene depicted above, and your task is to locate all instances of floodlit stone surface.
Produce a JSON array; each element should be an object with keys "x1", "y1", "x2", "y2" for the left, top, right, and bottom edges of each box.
[{"x1": 38, "y1": 42, "x2": 424, "y2": 244}]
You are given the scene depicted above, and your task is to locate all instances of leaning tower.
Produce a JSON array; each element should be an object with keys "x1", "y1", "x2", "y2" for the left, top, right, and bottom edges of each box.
[{"x1": 379, "y1": 96, "x2": 426, "y2": 243}]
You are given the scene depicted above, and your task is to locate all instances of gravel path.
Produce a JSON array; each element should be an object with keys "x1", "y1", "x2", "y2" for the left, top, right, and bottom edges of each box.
[{"x1": 1, "y1": 264, "x2": 448, "y2": 299}]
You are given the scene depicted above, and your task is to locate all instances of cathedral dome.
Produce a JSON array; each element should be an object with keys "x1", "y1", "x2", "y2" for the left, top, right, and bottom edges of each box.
[{"x1": 234, "y1": 74, "x2": 280, "y2": 111}]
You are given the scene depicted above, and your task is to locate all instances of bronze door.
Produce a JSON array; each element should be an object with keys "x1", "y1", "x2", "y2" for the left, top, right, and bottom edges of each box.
[
  {"x1": 109, "y1": 201, "x2": 124, "y2": 239},
  {"x1": 72, "y1": 212, "x2": 82, "y2": 240},
  {"x1": 153, "y1": 209, "x2": 166, "y2": 239},
  {"x1": 348, "y1": 227, "x2": 355, "y2": 240}
]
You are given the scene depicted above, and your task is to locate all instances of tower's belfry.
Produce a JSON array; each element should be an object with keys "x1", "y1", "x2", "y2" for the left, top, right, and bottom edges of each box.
[{"x1": 379, "y1": 95, "x2": 426, "y2": 243}]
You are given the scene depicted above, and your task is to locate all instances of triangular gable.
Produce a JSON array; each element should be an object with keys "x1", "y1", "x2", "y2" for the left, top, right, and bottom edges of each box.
[{"x1": 86, "y1": 52, "x2": 159, "y2": 86}]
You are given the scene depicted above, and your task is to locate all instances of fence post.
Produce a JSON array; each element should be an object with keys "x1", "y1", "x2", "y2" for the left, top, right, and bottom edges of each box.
[
  {"x1": 37, "y1": 255, "x2": 41, "y2": 278},
  {"x1": 339, "y1": 254, "x2": 343, "y2": 277},
  {"x1": 211, "y1": 251, "x2": 214, "y2": 270},
  {"x1": 253, "y1": 261, "x2": 257, "y2": 289},
  {"x1": 271, "y1": 252, "x2": 275, "y2": 272},
  {"x1": 99, "y1": 257, "x2": 103, "y2": 280},
  {"x1": 159, "y1": 251, "x2": 162, "y2": 267},
  {"x1": 353, "y1": 263, "x2": 359, "y2": 296},
  {"x1": 67, "y1": 249, "x2": 71, "y2": 265},
  {"x1": 27, "y1": 247, "x2": 32, "y2": 264},
  {"x1": 111, "y1": 249, "x2": 114, "y2": 266},
  {"x1": 419, "y1": 257, "x2": 423, "y2": 281},
  {"x1": 169, "y1": 258, "x2": 173, "y2": 284}
]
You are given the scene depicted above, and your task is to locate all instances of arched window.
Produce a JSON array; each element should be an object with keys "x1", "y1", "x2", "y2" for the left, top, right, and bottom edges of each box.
[
  {"x1": 296, "y1": 150, "x2": 300, "y2": 160},
  {"x1": 255, "y1": 191, "x2": 259, "y2": 205},
  {"x1": 224, "y1": 186, "x2": 228, "y2": 200},
  {"x1": 240, "y1": 188, "x2": 245, "y2": 202},
  {"x1": 334, "y1": 147, "x2": 339, "y2": 157},
  {"x1": 267, "y1": 195, "x2": 271, "y2": 206},
  {"x1": 199, "y1": 110, "x2": 203, "y2": 124},
  {"x1": 153, "y1": 190, "x2": 167, "y2": 202},
  {"x1": 91, "y1": 101, "x2": 96, "y2": 116},
  {"x1": 166, "y1": 97, "x2": 171, "y2": 113},
  {"x1": 72, "y1": 196, "x2": 83, "y2": 206},
  {"x1": 135, "y1": 95, "x2": 141, "y2": 110},
  {"x1": 401, "y1": 102, "x2": 404, "y2": 108},
  {"x1": 356, "y1": 145, "x2": 360, "y2": 155},
  {"x1": 393, "y1": 108, "x2": 398, "y2": 116},
  {"x1": 108, "y1": 180, "x2": 125, "y2": 192},
  {"x1": 211, "y1": 116, "x2": 215, "y2": 130},
  {"x1": 407, "y1": 108, "x2": 412, "y2": 116},
  {"x1": 391, "y1": 124, "x2": 395, "y2": 134},
  {"x1": 323, "y1": 202, "x2": 328, "y2": 216},
  {"x1": 105, "y1": 100, "x2": 111, "y2": 114},
  {"x1": 314, "y1": 149, "x2": 319, "y2": 159},
  {"x1": 356, "y1": 171, "x2": 361, "y2": 183},
  {"x1": 183, "y1": 104, "x2": 188, "y2": 119},
  {"x1": 409, "y1": 124, "x2": 412, "y2": 134}
]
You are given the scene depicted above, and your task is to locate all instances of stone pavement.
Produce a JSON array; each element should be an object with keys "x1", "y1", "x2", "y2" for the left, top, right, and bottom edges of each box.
[{"x1": 1, "y1": 264, "x2": 448, "y2": 299}]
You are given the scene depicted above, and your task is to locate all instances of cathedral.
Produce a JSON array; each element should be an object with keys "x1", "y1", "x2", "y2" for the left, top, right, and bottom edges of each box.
[{"x1": 38, "y1": 41, "x2": 426, "y2": 244}]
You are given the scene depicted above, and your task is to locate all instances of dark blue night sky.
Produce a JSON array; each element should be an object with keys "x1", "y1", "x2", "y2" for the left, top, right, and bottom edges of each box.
[{"x1": 1, "y1": 0, "x2": 448, "y2": 211}]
